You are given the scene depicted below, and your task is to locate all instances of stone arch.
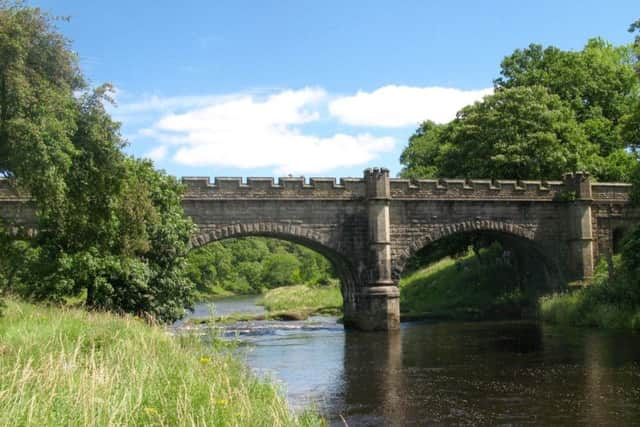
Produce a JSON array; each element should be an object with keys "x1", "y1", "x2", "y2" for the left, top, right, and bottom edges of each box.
[
  {"x1": 393, "y1": 220, "x2": 562, "y2": 288},
  {"x1": 190, "y1": 222, "x2": 358, "y2": 316}
]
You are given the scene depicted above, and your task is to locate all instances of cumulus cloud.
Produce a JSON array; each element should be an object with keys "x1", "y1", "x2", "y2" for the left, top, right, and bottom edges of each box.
[
  {"x1": 329, "y1": 85, "x2": 493, "y2": 127},
  {"x1": 144, "y1": 145, "x2": 168, "y2": 161},
  {"x1": 123, "y1": 84, "x2": 489, "y2": 175},
  {"x1": 140, "y1": 88, "x2": 395, "y2": 174}
]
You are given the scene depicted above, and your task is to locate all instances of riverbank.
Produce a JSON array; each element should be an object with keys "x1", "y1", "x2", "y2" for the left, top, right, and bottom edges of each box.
[
  {"x1": 0, "y1": 299, "x2": 322, "y2": 426},
  {"x1": 399, "y1": 251, "x2": 532, "y2": 321},
  {"x1": 188, "y1": 284, "x2": 343, "y2": 325},
  {"x1": 540, "y1": 285, "x2": 640, "y2": 331},
  {"x1": 538, "y1": 255, "x2": 640, "y2": 332}
]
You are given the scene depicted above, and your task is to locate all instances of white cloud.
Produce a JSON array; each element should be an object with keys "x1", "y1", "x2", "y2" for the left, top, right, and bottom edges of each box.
[
  {"x1": 329, "y1": 85, "x2": 493, "y2": 127},
  {"x1": 144, "y1": 145, "x2": 168, "y2": 161},
  {"x1": 140, "y1": 87, "x2": 395, "y2": 174},
  {"x1": 123, "y1": 84, "x2": 490, "y2": 175}
]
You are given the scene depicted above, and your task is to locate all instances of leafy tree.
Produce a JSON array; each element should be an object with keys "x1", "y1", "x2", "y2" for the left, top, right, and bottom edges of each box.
[
  {"x1": 406, "y1": 86, "x2": 588, "y2": 180},
  {"x1": 496, "y1": 39, "x2": 639, "y2": 154},
  {"x1": 401, "y1": 39, "x2": 639, "y2": 181},
  {"x1": 399, "y1": 121, "x2": 445, "y2": 179},
  {"x1": 0, "y1": 3, "x2": 82, "y2": 208},
  {"x1": 0, "y1": 3, "x2": 195, "y2": 322},
  {"x1": 262, "y1": 253, "x2": 301, "y2": 288},
  {"x1": 630, "y1": 18, "x2": 640, "y2": 65},
  {"x1": 185, "y1": 237, "x2": 337, "y2": 295}
]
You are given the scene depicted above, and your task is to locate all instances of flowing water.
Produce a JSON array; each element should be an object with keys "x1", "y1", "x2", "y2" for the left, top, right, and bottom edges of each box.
[{"x1": 181, "y1": 297, "x2": 640, "y2": 426}]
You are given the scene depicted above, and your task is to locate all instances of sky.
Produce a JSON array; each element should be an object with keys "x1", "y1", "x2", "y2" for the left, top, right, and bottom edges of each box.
[{"x1": 33, "y1": 0, "x2": 639, "y2": 179}]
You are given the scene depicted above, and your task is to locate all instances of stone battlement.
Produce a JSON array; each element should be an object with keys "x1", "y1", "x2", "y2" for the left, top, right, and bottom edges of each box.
[
  {"x1": 182, "y1": 175, "x2": 631, "y2": 202},
  {"x1": 1, "y1": 175, "x2": 632, "y2": 202},
  {"x1": 591, "y1": 183, "x2": 632, "y2": 202},
  {"x1": 182, "y1": 176, "x2": 367, "y2": 199},
  {"x1": 389, "y1": 179, "x2": 567, "y2": 200}
]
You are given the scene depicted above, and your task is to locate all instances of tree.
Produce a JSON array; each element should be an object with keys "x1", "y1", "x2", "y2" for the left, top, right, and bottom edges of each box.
[
  {"x1": 261, "y1": 253, "x2": 302, "y2": 288},
  {"x1": 630, "y1": 18, "x2": 640, "y2": 66},
  {"x1": 401, "y1": 39, "x2": 639, "y2": 181},
  {"x1": 0, "y1": 3, "x2": 195, "y2": 322},
  {"x1": 403, "y1": 86, "x2": 589, "y2": 180},
  {"x1": 0, "y1": 4, "x2": 82, "y2": 208},
  {"x1": 496, "y1": 39, "x2": 639, "y2": 154},
  {"x1": 399, "y1": 121, "x2": 445, "y2": 179}
]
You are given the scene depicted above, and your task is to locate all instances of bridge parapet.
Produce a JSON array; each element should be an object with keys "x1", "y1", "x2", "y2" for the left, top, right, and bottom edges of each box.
[
  {"x1": 591, "y1": 183, "x2": 632, "y2": 203},
  {"x1": 389, "y1": 178, "x2": 566, "y2": 200},
  {"x1": 182, "y1": 176, "x2": 366, "y2": 199}
]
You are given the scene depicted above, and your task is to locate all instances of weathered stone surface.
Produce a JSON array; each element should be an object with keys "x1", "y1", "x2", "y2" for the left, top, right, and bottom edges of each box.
[{"x1": 1, "y1": 170, "x2": 638, "y2": 331}]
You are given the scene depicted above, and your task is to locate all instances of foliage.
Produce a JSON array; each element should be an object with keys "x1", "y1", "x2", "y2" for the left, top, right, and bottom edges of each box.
[
  {"x1": 400, "y1": 39, "x2": 640, "y2": 181},
  {"x1": 0, "y1": 3, "x2": 82, "y2": 204},
  {"x1": 540, "y1": 232, "x2": 640, "y2": 331},
  {"x1": 185, "y1": 237, "x2": 336, "y2": 298},
  {"x1": 496, "y1": 39, "x2": 639, "y2": 154},
  {"x1": 630, "y1": 18, "x2": 640, "y2": 71},
  {"x1": 0, "y1": 299, "x2": 322, "y2": 426},
  {"x1": 400, "y1": 244, "x2": 535, "y2": 319},
  {"x1": 398, "y1": 121, "x2": 445, "y2": 179},
  {"x1": 402, "y1": 86, "x2": 588, "y2": 180},
  {"x1": 0, "y1": 4, "x2": 195, "y2": 322}
]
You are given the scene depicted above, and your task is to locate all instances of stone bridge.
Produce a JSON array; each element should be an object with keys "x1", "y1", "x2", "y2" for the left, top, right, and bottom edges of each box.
[{"x1": 1, "y1": 169, "x2": 638, "y2": 330}]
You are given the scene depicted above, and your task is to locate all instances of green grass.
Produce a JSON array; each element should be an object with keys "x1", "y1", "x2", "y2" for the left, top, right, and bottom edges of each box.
[
  {"x1": 0, "y1": 299, "x2": 323, "y2": 427},
  {"x1": 260, "y1": 284, "x2": 342, "y2": 315},
  {"x1": 539, "y1": 257, "x2": 640, "y2": 332},
  {"x1": 540, "y1": 289, "x2": 640, "y2": 331},
  {"x1": 399, "y1": 251, "x2": 530, "y2": 320}
]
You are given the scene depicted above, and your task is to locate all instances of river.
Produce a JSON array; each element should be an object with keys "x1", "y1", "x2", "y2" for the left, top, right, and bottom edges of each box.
[{"x1": 181, "y1": 296, "x2": 640, "y2": 426}]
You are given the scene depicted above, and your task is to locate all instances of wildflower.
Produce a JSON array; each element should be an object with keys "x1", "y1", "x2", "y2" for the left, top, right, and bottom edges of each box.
[
  {"x1": 144, "y1": 407, "x2": 158, "y2": 416},
  {"x1": 215, "y1": 399, "x2": 228, "y2": 406},
  {"x1": 199, "y1": 356, "x2": 211, "y2": 364}
]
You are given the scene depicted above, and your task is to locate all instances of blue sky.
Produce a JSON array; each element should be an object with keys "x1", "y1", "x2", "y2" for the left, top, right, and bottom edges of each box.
[{"x1": 34, "y1": 0, "x2": 639, "y2": 178}]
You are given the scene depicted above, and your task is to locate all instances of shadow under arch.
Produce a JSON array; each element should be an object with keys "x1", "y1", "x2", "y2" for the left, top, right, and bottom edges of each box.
[
  {"x1": 394, "y1": 221, "x2": 565, "y2": 291},
  {"x1": 190, "y1": 223, "x2": 358, "y2": 316}
]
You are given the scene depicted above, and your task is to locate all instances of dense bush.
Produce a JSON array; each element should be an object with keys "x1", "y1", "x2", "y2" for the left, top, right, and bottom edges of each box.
[{"x1": 0, "y1": 5, "x2": 195, "y2": 322}]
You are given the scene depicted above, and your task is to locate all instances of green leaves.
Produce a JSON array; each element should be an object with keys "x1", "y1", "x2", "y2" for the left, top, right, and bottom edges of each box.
[
  {"x1": 185, "y1": 237, "x2": 336, "y2": 296},
  {"x1": 0, "y1": 4, "x2": 196, "y2": 323},
  {"x1": 401, "y1": 37, "x2": 640, "y2": 181}
]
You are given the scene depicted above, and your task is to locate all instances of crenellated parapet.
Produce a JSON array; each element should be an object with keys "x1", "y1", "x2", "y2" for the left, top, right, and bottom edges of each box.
[
  {"x1": 591, "y1": 183, "x2": 632, "y2": 203},
  {"x1": 389, "y1": 178, "x2": 567, "y2": 200},
  {"x1": 181, "y1": 174, "x2": 635, "y2": 202},
  {"x1": 2, "y1": 174, "x2": 633, "y2": 203},
  {"x1": 182, "y1": 176, "x2": 367, "y2": 199}
]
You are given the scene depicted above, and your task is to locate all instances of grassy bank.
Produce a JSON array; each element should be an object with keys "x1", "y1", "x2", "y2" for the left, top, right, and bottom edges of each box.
[
  {"x1": 0, "y1": 299, "x2": 322, "y2": 426},
  {"x1": 399, "y1": 250, "x2": 531, "y2": 320},
  {"x1": 539, "y1": 258, "x2": 640, "y2": 331},
  {"x1": 540, "y1": 290, "x2": 640, "y2": 331},
  {"x1": 260, "y1": 284, "x2": 342, "y2": 319}
]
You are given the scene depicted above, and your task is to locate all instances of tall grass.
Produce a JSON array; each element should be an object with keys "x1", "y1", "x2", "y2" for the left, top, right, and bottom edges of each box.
[
  {"x1": 260, "y1": 284, "x2": 342, "y2": 313},
  {"x1": 539, "y1": 257, "x2": 640, "y2": 332},
  {"x1": 0, "y1": 299, "x2": 323, "y2": 426},
  {"x1": 399, "y1": 249, "x2": 530, "y2": 319}
]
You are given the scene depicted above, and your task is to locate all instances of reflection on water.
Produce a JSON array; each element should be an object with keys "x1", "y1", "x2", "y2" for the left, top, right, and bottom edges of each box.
[{"x1": 187, "y1": 297, "x2": 640, "y2": 426}]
